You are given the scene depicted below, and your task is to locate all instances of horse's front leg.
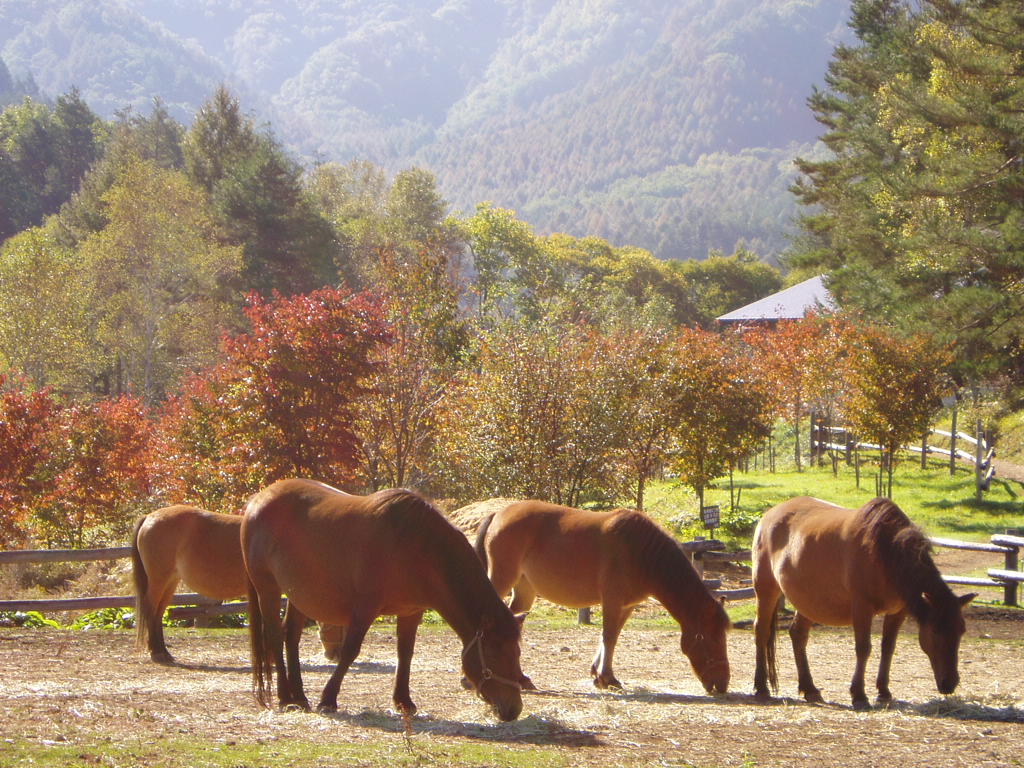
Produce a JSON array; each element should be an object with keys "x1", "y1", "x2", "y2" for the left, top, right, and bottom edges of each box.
[
  {"x1": 591, "y1": 603, "x2": 633, "y2": 689},
  {"x1": 875, "y1": 611, "x2": 905, "y2": 704},
  {"x1": 282, "y1": 601, "x2": 311, "y2": 711},
  {"x1": 317, "y1": 614, "x2": 372, "y2": 714},
  {"x1": 789, "y1": 612, "x2": 823, "y2": 703},
  {"x1": 849, "y1": 606, "x2": 874, "y2": 710},
  {"x1": 392, "y1": 611, "x2": 423, "y2": 715}
]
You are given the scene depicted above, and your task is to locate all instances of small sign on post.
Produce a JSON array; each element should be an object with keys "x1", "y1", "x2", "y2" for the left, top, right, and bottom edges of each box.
[{"x1": 701, "y1": 504, "x2": 720, "y2": 533}]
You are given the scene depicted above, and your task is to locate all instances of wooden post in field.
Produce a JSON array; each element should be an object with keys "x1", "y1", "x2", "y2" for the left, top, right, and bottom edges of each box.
[
  {"x1": 949, "y1": 404, "x2": 958, "y2": 477},
  {"x1": 921, "y1": 432, "x2": 928, "y2": 469},
  {"x1": 975, "y1": 419, "x2": 984, "y2": 503},
  {"x1": 1004, "y1": 543, "x2": 1019, "y2": 608}
]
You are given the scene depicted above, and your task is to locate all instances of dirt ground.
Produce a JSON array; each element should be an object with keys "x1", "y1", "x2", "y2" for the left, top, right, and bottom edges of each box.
[{"x1": 1, "y1": 602, "x2": 1022, "y2": 768}]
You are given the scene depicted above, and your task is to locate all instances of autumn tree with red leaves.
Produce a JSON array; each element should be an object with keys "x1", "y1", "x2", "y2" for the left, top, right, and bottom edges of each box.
[
  {"x1": 0, "y1": 376, "x2": 58, "y2": 546},
  {"x1": 148, "y1": 364, "x2": 254, "y2": 513},
  {"x1": 35, "y1": 396, "x2": 152, "y2": 547},
  {"x1": 745, "y1": 314, "x2": 851, "y2": 470}
]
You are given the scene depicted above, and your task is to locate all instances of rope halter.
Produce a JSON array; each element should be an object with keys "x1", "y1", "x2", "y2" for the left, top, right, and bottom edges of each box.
[{"x1": 462, "y1": 628, "x2": 523, "y2": 697}]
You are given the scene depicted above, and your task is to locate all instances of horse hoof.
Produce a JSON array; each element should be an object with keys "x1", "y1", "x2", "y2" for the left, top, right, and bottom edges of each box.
[
  {"x1": 316, "y1": 702, "x2": 338, "y2": 714},
  {"x1": 803, "y1": 690, "x2": 825, "y2": 705},
  {"x1": 395, "y1": 701, "x2": 417, "y2": 717},
  {"x1": 876, "y1": 691, "x2": 893, "y2": 705},
  {"x1": 754, "y1": 689, "x2": 773, "y2": 703},
  {"x1": 851, "y1": 698, "x2": 871, "y2": 711},
  {"x1": 593, "y1": 676, "x2": 622, "y2": 690}
]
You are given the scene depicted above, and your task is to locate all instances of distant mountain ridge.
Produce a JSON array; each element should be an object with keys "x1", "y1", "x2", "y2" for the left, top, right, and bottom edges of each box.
[{"x1": 0, "y1": 0, "x2": 852, "y2": 261}]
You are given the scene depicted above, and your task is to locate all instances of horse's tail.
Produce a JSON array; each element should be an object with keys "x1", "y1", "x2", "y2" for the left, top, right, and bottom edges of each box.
[
  {"x1": 473, "y1": 512, "x2": 496, "y2": 571},
  {"x1": 247, "y1": 578, "x2": 273, "y2": 709},
  {"x1": 130, "y1": 515, "x2": 151, "y2": 651}
]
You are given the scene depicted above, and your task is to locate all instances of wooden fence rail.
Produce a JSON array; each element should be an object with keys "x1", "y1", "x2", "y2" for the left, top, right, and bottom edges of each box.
[
  {"x1": 3, "y1": 532, "x2": 1019, "y2": 618},
  {"x1": 0, "y1": 546, "x2": 251, "y2": 619}
]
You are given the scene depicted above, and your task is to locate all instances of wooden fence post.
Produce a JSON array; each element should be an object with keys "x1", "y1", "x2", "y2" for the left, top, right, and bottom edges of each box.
[
  {"x1": 975, "y1": 419, "x2": 984, "y2": 503},
  {"x1": 1004, "y1": 545, "x2": 1019, "y2": 608},
  {"x1": 949, "y1": 405, "x2": 958, "y2": 477}
]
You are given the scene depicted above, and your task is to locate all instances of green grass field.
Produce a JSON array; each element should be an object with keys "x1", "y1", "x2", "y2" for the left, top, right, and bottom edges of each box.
[{"x1": 641, "y1": 456, "x2": 1024, "y2": 549}]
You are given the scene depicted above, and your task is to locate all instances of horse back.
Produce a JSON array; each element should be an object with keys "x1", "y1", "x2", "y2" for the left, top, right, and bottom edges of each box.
[
  {"x1": 753, "y1": 497, "x2": 903, "y2": 625},
  {"x1": 137, "y1": 505, "x2": 247, "y2": 600},
  {"x1": 485, "y1": 501, "x2": 640, "y2": 608},
  {"x1": 241, "y1": 479, "x2": 458, "y2": 624}
]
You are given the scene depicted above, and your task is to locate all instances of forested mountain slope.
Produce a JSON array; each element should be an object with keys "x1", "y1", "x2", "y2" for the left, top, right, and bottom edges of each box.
[{"x1": 0, "y1": 0, "x2": 851, "y2": 260}]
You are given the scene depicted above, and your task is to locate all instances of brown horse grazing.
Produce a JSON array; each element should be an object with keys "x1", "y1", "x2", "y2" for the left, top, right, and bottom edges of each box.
[
  {"x1": 132, "y1": 505, "x2": 340, "y2": 665},
  {"x1": 242, "y1": 478, "x2": 526, "y2": 722},
  {"x1": 752, "y1": 496, "x2": 975, "y2": 709},
  {"x1": 132, "y1": 506, "x2": 250, "y2": 664},
  {"x1": 475, "y1": 501, "x2": 730, "y2": 693}
]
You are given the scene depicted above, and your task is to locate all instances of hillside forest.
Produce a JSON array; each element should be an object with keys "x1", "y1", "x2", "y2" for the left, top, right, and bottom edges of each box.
[
  {"x1": 0, "y1": 0, "x2": 856, "y2": 263},
  {"x1": 0, "y1": 0, "x2": 1021, "y2": 551}
]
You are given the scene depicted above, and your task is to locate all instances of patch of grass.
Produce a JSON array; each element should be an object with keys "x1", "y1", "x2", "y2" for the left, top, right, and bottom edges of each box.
[
  {"x1": 646, "y1": 459, "x2": 1024, "y2": 546},
  {"x1": 0, "y1": 734, "x2": 571, "y2": 768}
]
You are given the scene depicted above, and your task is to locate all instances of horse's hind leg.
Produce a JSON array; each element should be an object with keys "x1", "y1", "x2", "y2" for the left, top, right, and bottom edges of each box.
[
  {"x1": 392, "y1": 611, "x2": 423, "y2": 715},
  {"x1": 875, "y1": 611, "x2": 905, "y2": 704},
  {"x1": 753, "y1": 582, "x2": 782, "y2": 700},
  {"x1": 790, "y1": 612, "x2": 824, "y2": 704},
  {"x1": 282, "y1": 602, "x2": 310, "y2": 711},
  {"x1": 317, "y1": 615, "x2": 372, "y2": 714},
  {"x1": 147, "y1": 578, "x2": 178, "y2": 664},
  {"x1": 591, "y1": 603, "x2": 633, "y2": 689}
]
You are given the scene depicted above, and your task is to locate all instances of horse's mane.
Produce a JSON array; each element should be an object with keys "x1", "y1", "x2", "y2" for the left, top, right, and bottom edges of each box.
[
  {"x1": 605, "y1": 509, "x2": 716, "y2": 606},
  {"x1": 860, "y1": 497, "x2": 951, "y2": 622},
  {"x1": 370, "y1": 488, "x2": 519, "y2": 635}
]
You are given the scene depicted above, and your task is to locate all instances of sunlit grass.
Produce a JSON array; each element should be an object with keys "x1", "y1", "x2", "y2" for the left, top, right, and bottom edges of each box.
[{"x1": 644, "y1": 457, "x2": 1023, "y2": 547}]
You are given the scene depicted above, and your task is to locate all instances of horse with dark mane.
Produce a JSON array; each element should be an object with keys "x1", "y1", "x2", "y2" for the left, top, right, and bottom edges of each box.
[
  {"x1": 752, "y1": 496, "x2": 974, "y2": 709},
  {"x1": 242, "y1": 478, "x2": 525, "y2": 721},
  {"x1": 475, "y1": 500, "x2": 730, "y2": 693}
]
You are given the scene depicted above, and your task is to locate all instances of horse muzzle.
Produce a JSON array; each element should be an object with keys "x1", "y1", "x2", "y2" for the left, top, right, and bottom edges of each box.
[
  {"x1": 492, "y1": 697, "x2": 523, "y2": 722},
  {"x1": 700, "y1": 662, "x2": 730, "y2": 695},
  {"x1": 937, "y1": 675, "x2": 959, "y2": 695}
]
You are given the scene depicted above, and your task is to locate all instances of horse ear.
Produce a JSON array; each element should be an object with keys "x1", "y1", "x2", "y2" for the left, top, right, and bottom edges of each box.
[
  {"x1": 958, "y1": 593, "x2": 977, "y2": 607},
  {"x1": 513, "y1": 611, "x2": 529, "y2": 627}
]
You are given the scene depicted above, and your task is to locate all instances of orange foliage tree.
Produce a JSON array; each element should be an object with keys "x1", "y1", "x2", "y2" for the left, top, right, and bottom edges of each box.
[
  {"x1": 0, "y1": 376, "x2": 58, "y2": 546},
  {"x1": 152, "y1": 287, "x2": 392, "y2": 506},
  {"x1": 37, "y1": 396, "x2": 152, "y2": 547},
  {"x1": 841, "y1": 325, "x2": 951, "y2": 497},
  {"x1": 434, "y1": 320, "x2": 622, "y2": 506},
  {"x1": 667, "y1": 328, "x2": 773, "y2": 512},
  {"x1": 745, "y1": 314, "x2": 851, "y2": 470}
]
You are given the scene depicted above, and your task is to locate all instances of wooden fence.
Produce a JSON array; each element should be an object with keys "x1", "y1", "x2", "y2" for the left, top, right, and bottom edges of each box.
[
  {"x1": 3, "y1": 532, "x2": 1020, "y2": 619},
  {"x1": 686, "y1": 532, "x2": 1024, "y2": 607},
  {"x1": 811, "y1": 419, "x2": 997, "y2": 496},
  {"x1": 930, "y1": 533, "x2": 1024, "y2": 607},
  {"x1": 0, "y1": 546, "x2": 248, "y2": 619}
]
